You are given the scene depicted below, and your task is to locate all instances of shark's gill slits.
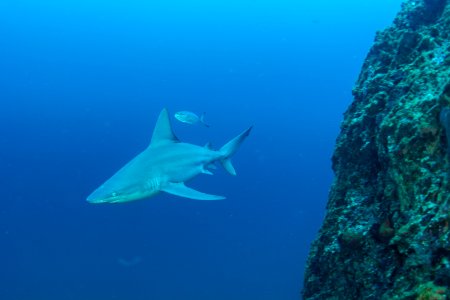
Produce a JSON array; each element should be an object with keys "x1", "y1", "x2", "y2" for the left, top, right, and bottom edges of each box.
[{"x1": 147, "y1": 177, "x2": 161, "y2": 191}]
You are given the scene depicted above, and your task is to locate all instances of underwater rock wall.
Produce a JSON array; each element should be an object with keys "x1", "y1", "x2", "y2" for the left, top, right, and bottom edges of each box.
[{"x1": 302, "y1": 0, "x2": 450, "y2": 299}]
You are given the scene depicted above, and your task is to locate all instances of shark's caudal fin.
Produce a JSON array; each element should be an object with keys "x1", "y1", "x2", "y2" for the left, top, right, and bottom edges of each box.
[
  {"x1": 149, "y1": 108, "x2": 179, "y2": 147},
  {"x1": 219, "y1": 126, "x2": 252, "y2": 175}
]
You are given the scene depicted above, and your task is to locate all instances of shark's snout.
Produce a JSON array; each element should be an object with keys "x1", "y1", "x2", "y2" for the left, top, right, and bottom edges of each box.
[
  {"x1": 86, "y1": 195, "x2": 101, "y2": 204},
  {"x1": 86, "y1": 193, "x2": 105, "y2": 204},
  {"x1": 86, "y1": 186, "x2": 117, "y2": 204},
  {"x1": 86, "y1": 181, "x2": 149, "y2": 204}
]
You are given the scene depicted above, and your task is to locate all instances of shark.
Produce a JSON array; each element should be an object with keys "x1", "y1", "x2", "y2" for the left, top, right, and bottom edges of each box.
[{"x1": 87, "y1": 108, "x2": 252, "y2": 204}]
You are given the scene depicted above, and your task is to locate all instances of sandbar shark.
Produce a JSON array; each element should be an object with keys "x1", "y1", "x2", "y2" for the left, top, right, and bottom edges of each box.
[{"x1": 87, "y1": 108, "x2": 252, "y2": 204}]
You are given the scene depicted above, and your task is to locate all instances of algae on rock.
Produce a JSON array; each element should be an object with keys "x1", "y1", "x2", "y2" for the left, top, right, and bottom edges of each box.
[{"x1": 302, "y1": 0, "x2": 450, "y2": 299}]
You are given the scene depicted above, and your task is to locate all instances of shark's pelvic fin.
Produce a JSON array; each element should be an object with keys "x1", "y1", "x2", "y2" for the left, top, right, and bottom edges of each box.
[
  {"x1": 162, "y1": 182, "x2": 225, "y2": 200},
  {"x1": 202, "y1": 168, "x2": 213, "y2": 175},
  {"x1": 149, "y1": 108, "x2": 179, "y2": 147},
  {"x1": 219, "y1": 126, "x2": 253, "y2": 176}
]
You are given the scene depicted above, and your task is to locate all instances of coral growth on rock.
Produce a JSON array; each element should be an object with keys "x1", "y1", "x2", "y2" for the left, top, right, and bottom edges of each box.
[{"x1": 302, "y1": 0, "x2": 450, "y2": 299}]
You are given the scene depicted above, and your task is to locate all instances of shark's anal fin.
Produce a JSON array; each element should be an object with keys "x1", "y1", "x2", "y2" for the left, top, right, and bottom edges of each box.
[{"x1": 162, "y1": 182, "x2": 225, "y2": 200}]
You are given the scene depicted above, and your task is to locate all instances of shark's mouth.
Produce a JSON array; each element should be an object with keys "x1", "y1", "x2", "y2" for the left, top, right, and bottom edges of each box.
[{"x1": 86, "y1": 186, "x2": 119, "y2": 204}]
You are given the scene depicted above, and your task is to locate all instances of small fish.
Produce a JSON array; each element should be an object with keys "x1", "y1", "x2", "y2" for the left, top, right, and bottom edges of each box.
[{"x1": 174, "y1": 111, "x2": 210, "y2": 127}]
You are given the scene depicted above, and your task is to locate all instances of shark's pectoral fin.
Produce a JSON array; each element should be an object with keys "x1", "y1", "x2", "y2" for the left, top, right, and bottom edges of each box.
[{"x1": 162, "y1": 182, "x2": 225, "y2": 200}]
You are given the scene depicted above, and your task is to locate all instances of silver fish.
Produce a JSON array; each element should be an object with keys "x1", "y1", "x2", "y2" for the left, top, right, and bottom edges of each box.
[{"x1": 174, "y1": 111, "x2": 210, "y2": 127}]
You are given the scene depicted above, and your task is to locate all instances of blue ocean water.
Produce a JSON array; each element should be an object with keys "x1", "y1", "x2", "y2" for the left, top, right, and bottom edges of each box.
[{"x1": 1, "y1": 1, "x2": 402, "y2": 299}]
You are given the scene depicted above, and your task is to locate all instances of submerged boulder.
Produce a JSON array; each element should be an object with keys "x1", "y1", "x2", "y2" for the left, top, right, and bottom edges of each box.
[{"x1": 302, "y1": 0, "x2": 450, "y2": 299}]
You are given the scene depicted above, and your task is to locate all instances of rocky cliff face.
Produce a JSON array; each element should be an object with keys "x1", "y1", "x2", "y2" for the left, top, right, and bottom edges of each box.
[{"x1": 302, "y1": 0, "x2": 450, "y2": 299}]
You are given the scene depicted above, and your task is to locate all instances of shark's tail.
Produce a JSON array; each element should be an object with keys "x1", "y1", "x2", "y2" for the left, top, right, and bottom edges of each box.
[{"x1": 219, "y1": 126, "x2": 252, "y2": 175}]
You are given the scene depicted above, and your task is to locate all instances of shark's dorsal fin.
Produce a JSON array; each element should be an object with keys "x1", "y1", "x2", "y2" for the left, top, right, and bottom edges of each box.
[{"x1": 150, "y1": 108, "x2": 179, "y2": 147}]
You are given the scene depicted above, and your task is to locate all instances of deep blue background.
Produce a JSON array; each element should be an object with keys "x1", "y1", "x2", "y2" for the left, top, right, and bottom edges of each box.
[{"x1": 1, "y1": 0, "x2": 401, "y2": 299}]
